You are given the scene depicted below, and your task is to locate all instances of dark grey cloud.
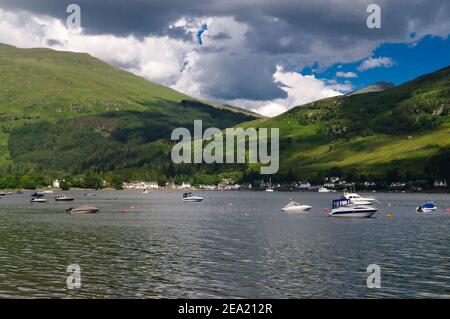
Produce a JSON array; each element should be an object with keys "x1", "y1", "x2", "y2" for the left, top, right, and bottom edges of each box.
[
  {"x1": 195, "y1": 55, "x2": 287, "y2": 101},
  {"x1": 212, "y1": 32, "x2": 231, "y2": 40},
  {"x1": 46, "y1": 39, "x2": 62, "y2": 46},
  {"x1": 2, "y1": 0, "x2": 449, "y2": 40}
]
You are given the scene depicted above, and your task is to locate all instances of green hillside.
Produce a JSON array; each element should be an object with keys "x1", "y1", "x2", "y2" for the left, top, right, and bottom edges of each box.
[
  {"x1": 0, "y1": 44, "x2": 255, "y2": 184},
  {"x1": 240, "y1": 65, "x2": 450, "y2": 182},
  {"x1": 0, "y1": 43, "x2": 448, "y2": 188}
]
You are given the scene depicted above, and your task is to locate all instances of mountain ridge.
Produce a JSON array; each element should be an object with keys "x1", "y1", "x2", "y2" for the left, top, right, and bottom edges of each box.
[{"x1": 348, "y1": 81, "x2": 395, "y2": 96}]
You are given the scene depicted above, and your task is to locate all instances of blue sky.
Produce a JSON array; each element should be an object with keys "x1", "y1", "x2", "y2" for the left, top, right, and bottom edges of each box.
[{"x1": 307, "y1": 35, "x2": 450, "y2": 91}]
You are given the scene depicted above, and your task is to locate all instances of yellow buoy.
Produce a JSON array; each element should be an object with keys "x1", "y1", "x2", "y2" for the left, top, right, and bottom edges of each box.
[{"x1": 387, "y1": 212, "x2": 393, "y2": 220}]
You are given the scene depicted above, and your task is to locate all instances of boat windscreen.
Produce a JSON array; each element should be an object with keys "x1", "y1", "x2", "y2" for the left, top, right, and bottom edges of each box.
[
  {"x1": 332, "y1": 199, "x2": 351, "y2": 209},
  {"x1": 285, "y1": 201, "x2": 299, "y2": 207},
  {"x1": 422, "y1": 202, "x2": 436, "y2": 208}
]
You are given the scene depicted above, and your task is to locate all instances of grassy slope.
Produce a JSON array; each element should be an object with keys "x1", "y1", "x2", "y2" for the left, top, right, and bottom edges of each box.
[
  {"x1": 0, "y1": 44, "x2": 255, "y2": 171},
  {"x1": 240, "y1": 66, "x2": 450, "y2": 178}
]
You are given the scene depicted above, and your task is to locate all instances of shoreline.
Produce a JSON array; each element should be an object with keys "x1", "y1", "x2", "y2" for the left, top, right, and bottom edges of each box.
[{"x1": 1, "y1": 188, "x2": 448, "y2": 194}]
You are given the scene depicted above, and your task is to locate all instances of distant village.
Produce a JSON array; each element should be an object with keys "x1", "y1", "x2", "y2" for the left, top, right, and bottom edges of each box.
[{"x1": 119, "y1": 177, "x2": 448, "y2": 192}]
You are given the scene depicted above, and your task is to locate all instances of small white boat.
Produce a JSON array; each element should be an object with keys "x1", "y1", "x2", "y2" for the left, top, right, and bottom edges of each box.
[
  {"x1": 143, "y1": 189, "x2": 150, "y2": 194},
  {"x1": 183, "y1": 192, "x2": 204, "y2": 202},
  {"x1": 41, "y1": 190, "x2": 54, "y2": 194},
  {"x1": 55, "y1": 195, "x2": 74, "y2": 202},
  {"x1": 31, "y1": 198, "x2": 47, "y2": 203},
  {"x1": 84, "y1": 193, "x2": 96, "y2": 197},
  {"x1": 416, "y1": 202, "x2": 437, "y2": 213},
  {"x1": 342, "y1": 191, "x2": 375, "y2": 205},
  {"x1": 67, "y1": 206, "x2": 99, "y2": 214},
  {"x1": 329, "y1": 199, "x2": 377, "y2": 218},
  {"x1": 318, "y1": 187, "x2": 331, "y2": 193},
  {"x1": 265, "y1": 178, "x2": 274, "y2": 192},
  {"x1": 281, "y1": 201, "x2": 312, "y2": 213}
]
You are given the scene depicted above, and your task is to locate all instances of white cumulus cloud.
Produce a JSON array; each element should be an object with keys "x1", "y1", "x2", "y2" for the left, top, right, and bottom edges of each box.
[
  {"x1": 336, "y1": 71, "x2": 358, "y2": 78},
  {"x1": 249, "y1": 66, "x2": 345, "y2": 117},
  {"x1": 357, "y1": 56, "x2": 396, "y2": 71}
]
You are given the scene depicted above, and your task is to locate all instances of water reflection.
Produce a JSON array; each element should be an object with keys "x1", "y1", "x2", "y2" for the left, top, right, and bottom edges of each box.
[{"x1": 0, "y1": 191, "x2": 448, "y2": 298}]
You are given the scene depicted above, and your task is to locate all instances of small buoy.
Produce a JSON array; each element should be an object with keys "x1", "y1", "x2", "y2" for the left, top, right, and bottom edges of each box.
[
  {"x1": 229, "y1": 203, "x2": 233, "y2": 206},
  {"x1": 323, "y1": 208, "x2": 329, "y2": 213},
  {"x1": 445, "y1": 208, "x2": 450, "y2": 213},
  {"x1": 120, "y1": 209, "x2": 125, "y2": 214},
  {"x1": 387, "y1": 212, "x2": 393, "y2": 220},
  {"x1": 130, "y1": 206, "x2": 135, "y2": 210},
  {"x1": 388, "y1": 203, "x2": 391, "y2": 207}
]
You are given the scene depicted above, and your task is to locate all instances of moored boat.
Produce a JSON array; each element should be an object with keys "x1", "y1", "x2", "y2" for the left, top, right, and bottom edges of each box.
[
  {"x1": 31, "y1": 198, "x2": 47, "y2": 203},
  {"x1": 342, "y1": 191, "x2": 375, "y2": 205},
  {"x1": 416, "y1": 202, "x2": 437, "y2": 213},
  {"x1": 67, "y1": 206, "x2": 99, "y2": 214},
  {"x1": 55, "y1": 195, "x2": 74, "y2": 202},
  {"x1": 183, "y1": 192, "x2": 204, "y2": 202},
  {"x1": 281, "y1": 201, "x2": 312, "y2": 213},
  {"x1": 329, "y1": 199, "x2": 377, "y2": 218}
]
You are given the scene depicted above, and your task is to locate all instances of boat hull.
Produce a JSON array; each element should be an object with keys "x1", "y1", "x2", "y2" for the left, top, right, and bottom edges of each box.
[
  {"x1": 183, "y1": 198, "x2": 204, "y2": 202},
  {"x1": 329, "y1": 208, "x2": 377, "y2": 218},
  {"x1": 416, "y1": 207, "x2": 437, "y2": 213},
  {"x1": 31, "y1": 199, "x2": 47, "y2": 203},
  {"x1": 350, "y1": 199, "x2": 375, "y2": 205},
  {"x1": 282, "y1": 205, "x2": 312, "y2": 213},
  {"x1": 68, "y1": 207, "x2": 99, "y2": 214}
]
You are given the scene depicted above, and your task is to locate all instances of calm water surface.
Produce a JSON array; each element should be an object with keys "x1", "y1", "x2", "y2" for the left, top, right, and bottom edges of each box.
[{"x1": 0, "y1": 190, "x2": 448, "y2": 298}]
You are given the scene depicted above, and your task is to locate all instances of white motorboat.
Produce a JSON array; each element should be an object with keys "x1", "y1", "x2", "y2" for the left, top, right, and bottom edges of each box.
[
  {"x1": 265, "y1": 178, "x2": 274, "y2": 192},
  {"x1": 67, "y1": 206, "x2": 99, "y2": 214},
  {"x1": 342, "y1": 191, "x2": 375, "y2": 205},
  {"x1": 41, "y1": 190, "x2": 54, "y2": 194},
  {"x1": 281, "y1": 201, "x2": 312, "y2": 213},
  {"x1": 318, "y1": 187, "x2": 331, "y2": 193},
  {"x1": 55, "y1": 195, "x2": 74, "y2": 202},
  {"x1": 31, "y1": 198, "x2": 47, "y2": 203},
  {"x1": 416, "y1": 202, "x2": 437, "y2": 213},
  {"x1": 329, "y1": 199, "x2": 377, "y2": 218},
  {"x1": 183, "y1": 192, "x2": 204, "y2": 202}
]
